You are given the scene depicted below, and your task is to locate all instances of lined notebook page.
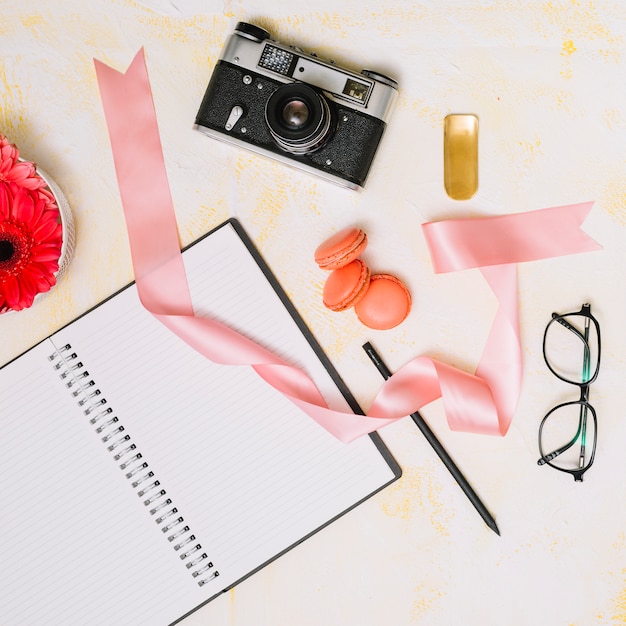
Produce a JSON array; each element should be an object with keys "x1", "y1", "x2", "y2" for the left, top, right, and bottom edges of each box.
[{"x1": 0, "y1": 221, "x2": 397, "y2": 625}]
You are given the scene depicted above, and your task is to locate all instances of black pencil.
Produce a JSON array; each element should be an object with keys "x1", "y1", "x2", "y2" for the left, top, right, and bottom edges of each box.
[{"x1": 362, "y1": 342, "x2": 500, "y2": 536}]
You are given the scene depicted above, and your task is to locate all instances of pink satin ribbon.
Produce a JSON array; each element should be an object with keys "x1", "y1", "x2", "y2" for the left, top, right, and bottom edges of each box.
[{"x1": 94, "y1": 49, "x2": 601, "y2": 442}]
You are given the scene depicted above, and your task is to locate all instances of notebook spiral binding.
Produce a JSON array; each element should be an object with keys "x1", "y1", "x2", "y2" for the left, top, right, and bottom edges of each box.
[{"x1": 48, "y1": 341, "x2": 220, "y2": 587}]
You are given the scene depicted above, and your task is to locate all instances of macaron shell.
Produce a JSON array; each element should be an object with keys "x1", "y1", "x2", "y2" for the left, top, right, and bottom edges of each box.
[
  {"x1": 354, "y1": 274, "x2": 412, "y2": 330},
  {"x1": 314, "y1": 226, "x2": 368, "y2": 270},
  {"x1": 323, "y1": 259, "x2": 371, "y2": 311}
]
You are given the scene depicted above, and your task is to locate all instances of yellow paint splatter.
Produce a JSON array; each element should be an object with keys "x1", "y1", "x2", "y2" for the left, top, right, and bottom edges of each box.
[
  {"x1": 599, "y1": 173, "x2": 626, "y2": 226},
  {"x1": 541, "y1": 0, "x2": 617, "y2": 44},
  {"x1": 411, "y1": 583, "x2": 444, "y2": 622},
  {"x1": 517, "y1": 136, "x2": 543, "y2": 167},
  {"x1": 541, "y1": 0, "x2": 623, "y2": 76},
  {"x1": 552, "y1": 88, "x2": 574, "y2": 110},
  {"x1": 178, "y1": 200, "x2": 227, "y2": 246},
  {"x1": 561, "y1": 39, "x2": 577, "y2": 55},
  {"x1": 380, "y1": 463, "x2": 453, "y2": 535},
  {"x1": 602, "y1": 108, "x2": 623, "y2": 131},
  {"x1": 19, "y1": 14, "x2": 45, "y2": 29},
  {"x1": 610, "y1": 576, "x2": 626, "y2": 624},
  {"x1": 398, "y1": 95, "x2": 445, "y2": 127},
  {"x1": 0, "y1": 60, "x2": 27, "y2": 139},
  {"x1": 235, "y1": 157, "x2": 286, "y2": 247}
]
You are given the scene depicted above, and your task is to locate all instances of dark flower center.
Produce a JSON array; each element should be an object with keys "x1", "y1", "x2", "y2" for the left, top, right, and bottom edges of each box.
[
  {"x1": 0, "y1": 239, "x2": 14, "y2": 262},
  {"x1": 0, "y1": 226, "x2": 30, "y2": 276}
]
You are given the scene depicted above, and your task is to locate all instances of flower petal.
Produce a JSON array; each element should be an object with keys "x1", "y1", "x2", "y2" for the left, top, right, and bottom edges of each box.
[
  {"x1": 32, "y1": 218, "x2": 62, "y2": 244},
  {"x1": 0, "y1": 184, "x2": 11, "y2": 220},
  {"x1": 38, "y1": 187, "x2": 56, "y2": 205},
  {"x1": 10, "y1": 186, "x2": 35, "y2": 223},
  {"x1": 0, "y1": 149, "x2": 17, "y2": 170},
  {"x1": 30, "y1": 246, "x2": 62, "y2": 264},
  {"x1": 7, "y1": 161, "x2": 35, "y2": 183},
  {"x1": 18, "y1": 175, "x2": 47, "y2": 190},
  {"x1": 0, "y1": 274, "x2": 21, "y2": 309}
]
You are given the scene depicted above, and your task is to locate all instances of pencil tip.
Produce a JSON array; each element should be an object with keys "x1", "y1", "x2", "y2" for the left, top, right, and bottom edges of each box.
[{"x1": 490, "y1": 520, "x2": 501, "y2": 536}]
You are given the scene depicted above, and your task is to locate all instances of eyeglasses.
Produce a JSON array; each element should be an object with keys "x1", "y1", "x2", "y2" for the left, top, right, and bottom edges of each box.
[{"x1": 538, "y1": 303, "x2": 600, "y2": 482}]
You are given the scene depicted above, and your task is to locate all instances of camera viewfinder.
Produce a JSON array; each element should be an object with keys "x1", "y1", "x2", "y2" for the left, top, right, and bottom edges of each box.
[{"x1": 342, "y1": 78, "x2": 370, "y2": 102}]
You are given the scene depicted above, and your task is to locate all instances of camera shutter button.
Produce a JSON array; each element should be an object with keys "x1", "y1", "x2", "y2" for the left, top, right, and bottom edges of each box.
[{"x1": 225, "y1": 106, "x2": 244, "y2": 131}]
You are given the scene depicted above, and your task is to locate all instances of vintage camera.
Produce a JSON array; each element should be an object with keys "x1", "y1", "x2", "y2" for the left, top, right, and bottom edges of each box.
[{"x1": 194, "y1": 22, "x2": 398, "y2": 189}]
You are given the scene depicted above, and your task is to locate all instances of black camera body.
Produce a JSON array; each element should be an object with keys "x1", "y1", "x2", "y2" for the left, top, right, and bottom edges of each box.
[{"x1": 194, "y1": 22, "x2": 398, "y2": 189}]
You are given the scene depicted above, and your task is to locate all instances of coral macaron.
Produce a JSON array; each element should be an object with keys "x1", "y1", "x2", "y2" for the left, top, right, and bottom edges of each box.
[
  {"x1": 322, "y1": 259, "x2": 371, "y2": 312},
  {"x1": 354, "y1": 274, "x2": 412, "y2": 330},
  {"x1": 314, "y1": 226, "x2": 368, "y2": 270}
]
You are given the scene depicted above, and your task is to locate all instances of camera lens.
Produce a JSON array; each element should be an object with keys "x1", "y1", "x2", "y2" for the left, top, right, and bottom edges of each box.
[
  {"x1": 281, "y1": 100, "x2": 310, "y2": 129},
  {"x1": 265, "y1": 84, "x2": 332, "y2": 155}
]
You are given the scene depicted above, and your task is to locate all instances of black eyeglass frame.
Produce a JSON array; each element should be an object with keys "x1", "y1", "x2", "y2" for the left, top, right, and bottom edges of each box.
[{"x1": 538, "y1": 303, "x2": 601, "y2": 482}]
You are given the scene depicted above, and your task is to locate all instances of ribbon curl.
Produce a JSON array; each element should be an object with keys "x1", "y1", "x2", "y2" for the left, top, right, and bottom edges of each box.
[{"x1": 94, "y1": 49, "x2": 601, "y2": 442}]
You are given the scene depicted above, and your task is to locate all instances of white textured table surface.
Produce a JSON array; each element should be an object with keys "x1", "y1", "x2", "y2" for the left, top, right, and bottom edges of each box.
[{"x1": 2, "y1": 1, "x2": 626, "y2": 625}]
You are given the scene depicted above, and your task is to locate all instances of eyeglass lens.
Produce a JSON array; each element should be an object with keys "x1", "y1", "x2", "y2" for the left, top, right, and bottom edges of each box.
[
  {"x1": 539, "y1": 401, "x2": 596, "y2": 473},
  {"x1": 544, "y1": 312, "x2": 599, "y2": 385}
]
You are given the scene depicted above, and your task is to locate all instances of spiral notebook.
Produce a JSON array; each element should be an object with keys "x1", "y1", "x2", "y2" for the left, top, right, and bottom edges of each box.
[{"x1": 0, "y1": 218, "x2": 400, "y2": 626}]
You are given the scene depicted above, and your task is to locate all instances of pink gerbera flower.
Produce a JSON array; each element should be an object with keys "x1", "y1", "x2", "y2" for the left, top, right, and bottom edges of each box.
[
  {"x1": 0, "y1": 147, "x2": 63, "y2": 312},
  {"x1": 0, "y1": 136, "x2": 46, "y2": 190}
]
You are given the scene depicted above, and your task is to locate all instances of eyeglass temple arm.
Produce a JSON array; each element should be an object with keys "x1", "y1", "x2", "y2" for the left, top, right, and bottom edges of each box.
[
  {"x1": 537, "y1": 437, "x2": 578, "y2": 465},
  {"x1": 553, "y1": 312, "x2": 588, "y2": 344}
]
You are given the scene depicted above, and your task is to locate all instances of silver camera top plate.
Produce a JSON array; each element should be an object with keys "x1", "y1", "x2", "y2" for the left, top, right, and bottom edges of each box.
[{"x1": 220, "y1": 31, "x2": 397, "y2": 124}]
